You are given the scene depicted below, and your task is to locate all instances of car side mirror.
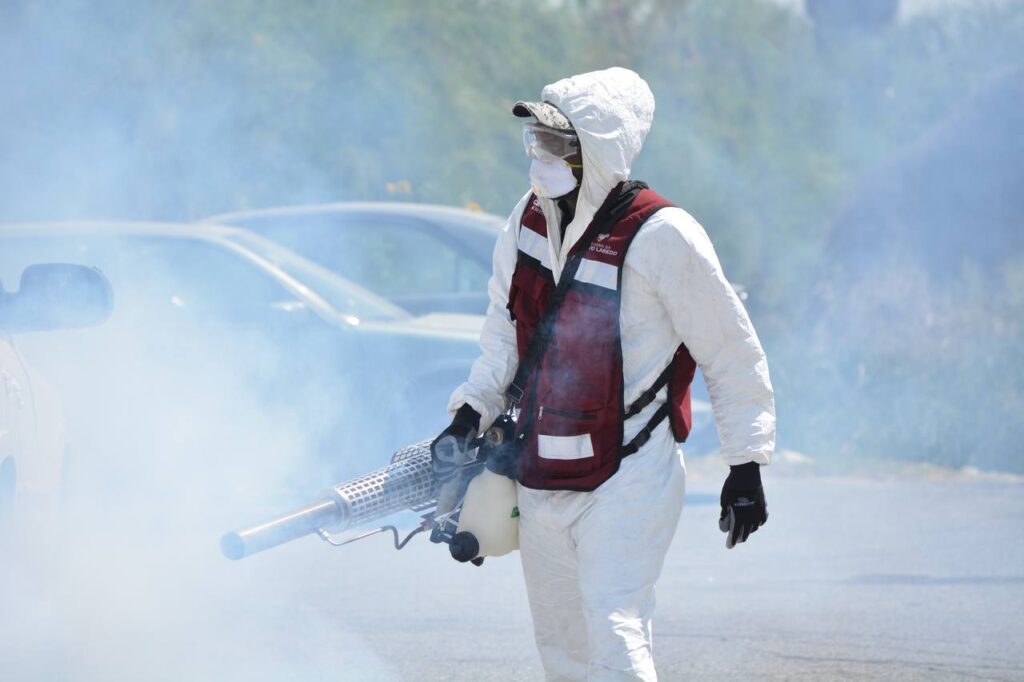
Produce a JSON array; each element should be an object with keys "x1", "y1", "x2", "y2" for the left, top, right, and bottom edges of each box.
[{"x1": 1, "y1": 263, "x2": 114, "y2": 333}]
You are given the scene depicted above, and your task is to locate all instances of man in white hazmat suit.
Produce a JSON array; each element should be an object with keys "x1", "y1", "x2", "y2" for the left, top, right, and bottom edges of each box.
[{"x1": 431, "y1": 67, "x2": 775, "y2": 681}]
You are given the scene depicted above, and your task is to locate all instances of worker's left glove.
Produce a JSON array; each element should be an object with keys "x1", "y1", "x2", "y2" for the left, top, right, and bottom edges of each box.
[
  {"x1": 719, "y1": 461, "x2": 768, "y2": 549},
  {"x1": 430, "y1": 404, "x2": 480, "y2": 484}
]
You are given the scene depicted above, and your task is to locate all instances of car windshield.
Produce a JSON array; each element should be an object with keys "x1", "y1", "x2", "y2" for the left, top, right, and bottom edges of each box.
[
  {"x1": 212, "y1": 208, "x2": 500, "y2": 315},
  {"x1": 223, "y1": 230, "x2": 408, "y2": 321}
]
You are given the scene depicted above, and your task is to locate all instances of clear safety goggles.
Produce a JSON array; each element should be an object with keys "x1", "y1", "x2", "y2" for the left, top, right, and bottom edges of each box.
[{"x1": 523, "y1": 122, "x2": 581, "y2": 165}]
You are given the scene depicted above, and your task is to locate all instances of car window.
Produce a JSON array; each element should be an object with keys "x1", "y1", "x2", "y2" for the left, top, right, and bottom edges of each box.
[
  {"x1": 224, "y1": 231, "x2": 408, "y2": 321},
  {"x1": 225, "y1": 213, "x2": 494, "y2": 299},
  {"x1": 342, "y1": 221, "x2": 491, "y2": 297},
  {"x1": 0, "y1": 234, "x2": 299, "y2": 327}
]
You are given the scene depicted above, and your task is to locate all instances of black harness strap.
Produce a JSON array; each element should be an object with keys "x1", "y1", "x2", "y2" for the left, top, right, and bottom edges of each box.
[
  {"x1": 619, "y1": 359, "x2": 676, "y2": 456},
  {"x1": 621, "y1": 402, "x2": 671, "y2": 457},
  {"x1": 622, "y1": 362, "x2": 671, "y2": 420}
]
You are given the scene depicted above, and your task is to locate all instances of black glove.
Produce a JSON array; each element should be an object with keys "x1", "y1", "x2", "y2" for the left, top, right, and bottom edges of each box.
[
  {"x1": 718, "y1": 461, "x2": 768, "y2": 549},
  {"x1": 430, "y1": 404, "x2": 481, "y2": 484}
]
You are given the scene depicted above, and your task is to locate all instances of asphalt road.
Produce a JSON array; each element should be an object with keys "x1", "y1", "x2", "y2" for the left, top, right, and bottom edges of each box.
[{"x1": 3, "y1": 467, "x2": 1023, "y2": 681}]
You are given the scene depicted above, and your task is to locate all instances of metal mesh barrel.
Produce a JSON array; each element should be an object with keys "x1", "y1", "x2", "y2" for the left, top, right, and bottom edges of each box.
[
  {"x1": 330, "y1": 440, "x2": 438, "y2": 526},
  {"x1": 221, "y1": 440, "x2": 438, "y2": 560}
]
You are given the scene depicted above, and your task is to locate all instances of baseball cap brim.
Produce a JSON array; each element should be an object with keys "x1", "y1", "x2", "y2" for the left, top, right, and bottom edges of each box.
[{"x1": 512, "y1": 101, "x2": 573, "y2": 131}]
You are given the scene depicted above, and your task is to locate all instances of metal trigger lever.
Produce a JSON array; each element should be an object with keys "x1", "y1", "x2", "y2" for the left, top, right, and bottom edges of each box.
[{"x1": 317, "y1": 520, "x2": 429, "y2": 550}]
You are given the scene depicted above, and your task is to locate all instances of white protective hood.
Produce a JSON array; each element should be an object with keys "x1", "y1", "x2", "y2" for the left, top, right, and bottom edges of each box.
[{"x1": 534, "y1": 67, "x2": 655, "y2": 281}]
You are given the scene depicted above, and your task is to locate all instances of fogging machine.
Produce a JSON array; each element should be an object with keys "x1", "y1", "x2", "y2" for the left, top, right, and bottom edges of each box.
[{"x1": 220, "y1": 416, "x2": 517, "y2": 563}]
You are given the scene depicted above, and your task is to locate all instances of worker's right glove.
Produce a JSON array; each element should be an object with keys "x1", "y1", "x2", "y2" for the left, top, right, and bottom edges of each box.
[
  {"x1": 430, "y1": 404, "x2": 481, "y2": 484},
  {"x1": 719, "y1": 461, "x2": 768, "y2": 549}
]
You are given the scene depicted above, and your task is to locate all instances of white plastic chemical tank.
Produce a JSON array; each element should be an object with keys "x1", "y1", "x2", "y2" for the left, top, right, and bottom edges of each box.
[{"x1": 451, "y1": 465, "x2": 519, "y2": 560}]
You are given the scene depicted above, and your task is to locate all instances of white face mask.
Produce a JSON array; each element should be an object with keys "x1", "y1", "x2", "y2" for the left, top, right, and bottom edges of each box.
[{"x1": 529, "y1": 158, "x2": 579, "y2": 199}]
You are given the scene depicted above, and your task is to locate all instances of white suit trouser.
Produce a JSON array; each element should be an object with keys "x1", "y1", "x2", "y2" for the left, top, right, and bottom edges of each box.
[{"x1": 517, "y1": 429, "x2": 686, "y2": 681}]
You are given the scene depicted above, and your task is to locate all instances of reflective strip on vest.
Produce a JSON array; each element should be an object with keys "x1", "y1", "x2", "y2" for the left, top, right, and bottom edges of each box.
[
  {"x1": 538, "y1": 433, "x2": 595, "y2": 460},
  {"x1": 574, "y1": 258, "x2": 618, "y2": 290},
  {"x1": 518, "y1": 225, "x2": 550, "y2": 269}
]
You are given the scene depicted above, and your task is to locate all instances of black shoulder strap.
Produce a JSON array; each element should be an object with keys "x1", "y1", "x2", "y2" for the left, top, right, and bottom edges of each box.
[{"x1": 506, "y1": 181, "x2": 648, "y2": 406}]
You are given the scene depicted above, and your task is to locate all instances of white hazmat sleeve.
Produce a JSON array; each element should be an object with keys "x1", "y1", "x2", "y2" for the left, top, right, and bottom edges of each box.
[
  {"x1": 643, "y1": 207, "x2": 776, "y2": 466},
  {"x1": 446, "y1": 193, "x2": 531, "y2": 430}
]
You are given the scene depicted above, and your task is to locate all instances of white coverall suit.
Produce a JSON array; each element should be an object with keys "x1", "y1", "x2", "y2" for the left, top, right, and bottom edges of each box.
[{"x1": 449, "y1": 67, "x2": 776, "y2": 681}]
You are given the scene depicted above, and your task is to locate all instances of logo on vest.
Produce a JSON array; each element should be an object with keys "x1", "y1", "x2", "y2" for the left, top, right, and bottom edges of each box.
[
  {"x1": 589, "y1": 238, "x2": 618, "y2": 257},
  {"x1": 589, "y1": 241, "x2": 618, "y2": 258},
  {"x1": 593, "y1": 233, "x2": 614, "y2": 254}
]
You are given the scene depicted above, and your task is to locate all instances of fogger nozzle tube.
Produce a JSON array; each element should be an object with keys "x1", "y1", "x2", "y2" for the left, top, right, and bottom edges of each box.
[
  {"x1": 221, "y1": 441, "x2": 438, "y2": 560},
  {"x1": 220, "y1": 498, "x2": 341, "y2": 560}
]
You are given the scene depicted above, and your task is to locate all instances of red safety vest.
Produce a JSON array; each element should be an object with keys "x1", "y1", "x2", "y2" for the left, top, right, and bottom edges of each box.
[{"x1": 508, "y1": 185, "x2": 697, "y2": 491}]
